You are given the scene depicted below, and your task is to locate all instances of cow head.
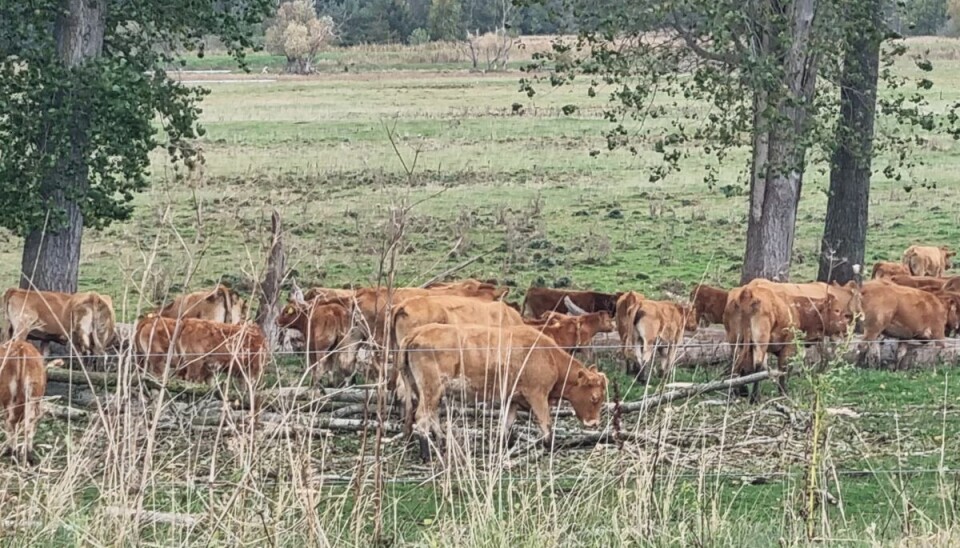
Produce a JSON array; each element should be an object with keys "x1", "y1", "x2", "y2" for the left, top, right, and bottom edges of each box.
[
  {"x1": 565, "y1": 365, "x2": 607, "y2": 428},
  {"x1": 679, "y1": 304, "x2": 699, "y2": 332},
  {"x1": 817, "y1": 294, "x2": 849, "y2": 338},
  {"x1": 936, "y1": 292, "x2": 960, "y2": 336},
  {"x1": 593, "y1": 310, "x2": 616, "y2": 333},
  {"x1": 277, "y1": 300, "x2": 307, "y2": 330},
  {"x1": 942, "y1": 247, "x2": 956, "y2": 270}
]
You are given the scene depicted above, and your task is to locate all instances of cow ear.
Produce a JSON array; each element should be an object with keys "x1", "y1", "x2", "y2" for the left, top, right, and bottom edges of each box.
[
  {"x1": 588, "y1": 365, "x2": 598, "y2": 372},
  {"x1": 576, "y1": 369, "x2": 587, "y2": 383}
]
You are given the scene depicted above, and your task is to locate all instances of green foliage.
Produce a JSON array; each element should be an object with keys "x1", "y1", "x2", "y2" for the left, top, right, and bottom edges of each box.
[
  {"x1": 900, "y1": 0, "x2": 948, "y2": 35},
  {"x1": 429, "y1": 0, "x2": 465, "y2": 41},
  {"x1": 0, "y1": 0, "x2": 271, "y2": 236}
]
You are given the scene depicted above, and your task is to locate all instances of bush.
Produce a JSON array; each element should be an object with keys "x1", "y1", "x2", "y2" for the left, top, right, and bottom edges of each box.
[
  {"x1": 408, "y1": 27, "x2": 431, "y2": 45},
  {"x1": 264, "y1": 0, "x2": 336, "y2": 74}
]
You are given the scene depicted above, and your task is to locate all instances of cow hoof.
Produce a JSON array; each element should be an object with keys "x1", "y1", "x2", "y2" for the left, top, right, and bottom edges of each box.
[
  {"x1": 25, "y1": 450, "x2": 39, "y2": 467},
  {"x1": 417, "y1": 435, "x2": 431, "y2": 463},
  {"x1": 541, "y1": 436, "x2": 556, "y2": 453}
]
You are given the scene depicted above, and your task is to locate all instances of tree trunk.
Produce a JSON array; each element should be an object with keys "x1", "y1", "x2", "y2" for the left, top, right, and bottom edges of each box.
[
  {"x1": 256, "y1": 211, "x2": 286, "y2": 351},
  {"x1": 741, "y1": 0, "x2": 819, "y2": 284},
  {"x1": 817, "y1": 0, "x2": 881, "y2": 285},
  {"x1": 20, "y1": 0, "x2": 105, "y2": 293}
]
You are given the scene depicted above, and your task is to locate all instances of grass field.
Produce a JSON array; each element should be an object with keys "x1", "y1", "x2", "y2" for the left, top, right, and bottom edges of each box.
[{"x1": 3, "y1": 36, "x2": 960, "y2": 545}]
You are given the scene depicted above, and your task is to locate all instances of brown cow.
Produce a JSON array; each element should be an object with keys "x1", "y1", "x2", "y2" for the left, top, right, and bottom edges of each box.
[
  {"x1": 723, "y1": 284, "x2": 796, "y2": 403},
  {"x1": 391, "y1": 295, "x2": 525, "y2": 349},
  {"x1": 4, "y1": 288, "x2": 116, "y2": 361},
  {"x1": 134, "y1": 314, "x2": 180, "y2": 377},
  {"x1": 424, "y1": 279, "x2": 508, "y2": 298},
  {"x1": 159, "y1": 285, "x2": 245, "y2": 324},
  {"x1": 690, "y1": 284, "x2": 728, "y2": 326},
  {"x1": 398, "y1": 323, "x2": 608, "y2": 460},
  {"x1": 524, "y1": 310, "x2": 616, "y2": 353},
  {"x1": 889, "y1": 275, "x2": 950, "y2": 292},
  {"x1": 135, "y1": 315, "x2": 267, "y2": 388},
  {"x1": 859, "y1": 280, "x2": 955, "y2": 366},
  {"x1": 522, "y1": 287, "x2": 624, "y2": 319},
  {"x1": 749, "y1": 279, "x2": 859, "y2": 314},
  {"x1": 903, "y1": 245, "x2": 955, "y2": 277},
  {"x1": 786, "y1": 294, "x2": 850, "y2": 342},
  {"x1": 0, "y1": 340, "x2": 46, "y2": 465},
  {"x1": 303, "y1": 287, "x2": 356, "y2": 303},
  {"x1": 176, "y1": 319, "x2": 268, "y2": 388},
  {"x1": 276, "y1": 298, "x2": 364, "y2": 385},
  {"x1": 618, "y1": 297, "x2": 698, "y2": 379},
  {"x1": 871, "y1": 261, "x2": 910, "y2": 280}
]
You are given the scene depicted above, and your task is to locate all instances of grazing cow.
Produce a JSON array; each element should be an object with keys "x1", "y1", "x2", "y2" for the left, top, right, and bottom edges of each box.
[
  {"x1": 176, "y1": 319, "x2": 268, "y2": 388},
  {"x1": 0, "y1": 340, "x2": 46, "y2": 465},
  {"x1": 858, "y1": 280, "x2": 956, "y2": 366},
  {"x1": 424, "y1": 279, "x2": 508, "y2": 298},
  {"x1": 524, "y1": 310, "x2": 616, "y2": 353},
  {"x1": 872, "y1": 261, "x2": 910, "y2": 280},
  {"x1": 4, "y1": 288, "x2": 116, "y2": 361},
  {"x1": 135, "y1": 315, "x2": 267, "y2": 388},
  {"x1": 159, "y1": 285, "x2": 246, "y2": 324},
  {"x1": 276, "y1": 298, "x2": 364, "y2": 384},
  {"x1": 903, "y1": 245, "x2": 955, "y2": 277},
  {"x1": 522, "y1": 288, "x2": 624, "y2": 319},
  {"x1": 617, "y1": 296, "x2": 698, "y2": 379},
  {"x1": 689, "y1": 284, "x2": 728, "y2": 326},
  {"x1": 391, "y1": 295, "x2": 525, "y2": 349},
  {"x1": 723, "y1": 284, "x2": 796, "y2": 403},
  {"x1": 786, "y1": 294, "x2": 851, "y2": 342},
  {"x1": 398, "y1": 323, "x2": 608, "y2": 460}
]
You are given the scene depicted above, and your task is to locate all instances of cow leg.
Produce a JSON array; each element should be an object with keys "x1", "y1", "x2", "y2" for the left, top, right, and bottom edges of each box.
[
  {"x1": 662, "y1": 343, "x2": 679, "y2": 379},
  {"x1": 23, "y1": 398, "x2": 40, "y2": 466},
  {"x1": 895, "y1": 343, "x2": 910, "y2": 371},
  {"x1": 774, "y1": 349, "x2": 791, "y2": 397},
  {"x1": 527, "y1": 394, "x2": 554, "y2": 451}
]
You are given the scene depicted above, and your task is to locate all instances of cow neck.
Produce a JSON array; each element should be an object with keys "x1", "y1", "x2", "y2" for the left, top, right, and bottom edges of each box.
[{"x1": 551, "y1": 359, "x2": 584, "y2": 401}]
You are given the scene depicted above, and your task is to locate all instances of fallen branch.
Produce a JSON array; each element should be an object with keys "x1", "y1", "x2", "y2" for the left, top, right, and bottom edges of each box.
[{"x1": 617, "y1": 371, "x2": 774, "y2": 414}]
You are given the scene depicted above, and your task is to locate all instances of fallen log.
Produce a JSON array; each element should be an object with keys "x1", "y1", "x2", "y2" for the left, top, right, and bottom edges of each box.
[{"x1": 616, "y1": 371, "x2": 774, "y2": 414}]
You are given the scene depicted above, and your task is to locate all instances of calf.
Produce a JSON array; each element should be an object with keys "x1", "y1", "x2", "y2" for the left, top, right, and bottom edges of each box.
[
  {"x1": 620, "y1": 298, "x2": 698, "y2": 379},
  {"x1": 134, "y1": 314, "x2": 180, "y2": 377},
  {"x1": 522, "y1": 287, "x2": 624, "y2": 319},
  {"x1": 723, "y1": 284, "x2": 796, "y2": 403},
  {"x1": 398, "y1": 323, "x2": 608, "y2": 460},
  {"x1": 0, "y1": 340, "x2": 47, "y2": 465},
  {"x1": 872, "y1": 261, "x2": 910, "y2": 280},
  {"x1": 276, "y1": 298, "x2": 363, "y2": 385},
  {"x1": 176, "y1": 319, "x2": 268, "y2": 389},
  {"x1": 159, "y1": 285, "x2": 245, "y2": 324},
  {"x1": 4, "y1": 288, "x2": 115, "y2": 362},
  {"x1": 689, "y1": 284, "x2": 728, "y2": 326},
  {"x1": 787, "y1": 294, "x2": 851, "y2": 342},
  {"x1": 903, "y1": 245, "x2": 955, "y2": 277},
  {"x1": 859, "y1": 280, "x2": 953, "y2": 367}
]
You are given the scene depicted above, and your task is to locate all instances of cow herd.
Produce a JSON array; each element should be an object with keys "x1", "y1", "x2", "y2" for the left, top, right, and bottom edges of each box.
[{"x1": 0, "y1": 244, "x2": 957, "y2": 463}]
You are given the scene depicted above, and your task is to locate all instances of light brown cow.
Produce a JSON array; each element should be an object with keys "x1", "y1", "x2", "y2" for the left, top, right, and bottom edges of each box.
[
  {"x1": 871, "y1": 261, "x2": 910, "y2": 280},
  {"x1": 690, "y1": 284, "x2": 728, "y2": 326},
  {"x1": 391, "y1": 295, "x2": 525, "y2": 349},
  {"x1": 159, "y1": 285, "x2": 245, "y2": 324},
  {"x1": 903, "y1": 245, "x2": 955, "y2": 277},
  {"x1": 786, "y1": 294, "x2": 850, "y2": 342},
  {"x1": 749, "y1": 279, "x2": 859, "y2": 314},
  {"x1": 4, "y1": 288, "x2": 116, "y2": 360},
  {"x1": 522, "y1": 288, "x2": 624, "y2": 319},
  {"x1": 524, "y1": 310, "x2": 616, "y2": 353},
  {"x1": 723, "y1": 284, "x2": 796, "y2": 403},
  {"x1": 859, "y1": 280, "x2": 955, "y2": 366},
  {"x1": 618, "y1": 297, "x2": 698, "y2": 379},
  {"x1": 0, "y1": 340, "x2": 46, "y2": 465},
  {"x1": 303, "y1": 287, "x2": 356, "y2": 303},
  {"x1": 398, "y1": 323, "x2": 608, "y2": 460},
  {"x1": 276, "y1": 298, "x2": 364, "y2": 385},
  {"x1": 424, "y1": 279, "x2": 508, "y2": 298}
]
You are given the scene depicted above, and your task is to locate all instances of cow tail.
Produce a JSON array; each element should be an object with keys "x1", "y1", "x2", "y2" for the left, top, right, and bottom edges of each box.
[
  {"x1": 390, "y1": 305, "x2": 409, "y2": 353},
  {"x1": 396, "y1": 333, "x2": 419, "y2": 402},
  {"x1": 219, "y1": 286, "x2": 231, "y2": 323}
]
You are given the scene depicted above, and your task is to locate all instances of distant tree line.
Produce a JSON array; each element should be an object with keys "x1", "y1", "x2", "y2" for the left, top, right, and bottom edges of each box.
[{"x1": 312, "y1": 0, "x2": 576, "y2": 45}]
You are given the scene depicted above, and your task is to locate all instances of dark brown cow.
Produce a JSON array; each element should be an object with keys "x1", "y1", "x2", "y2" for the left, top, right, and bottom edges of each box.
[
  {"x1": 522, "y1": 288, "x2": 624, "y2": 319},
  {"x1": 398, "y1": 323, "x2": 608, "y2": 460},
  {"x1": 689, "y1": 284, "x2": 728, "y2": 326},
  {"x1": 0, "y1": 340, "x2": 46, "y2": 465}
]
